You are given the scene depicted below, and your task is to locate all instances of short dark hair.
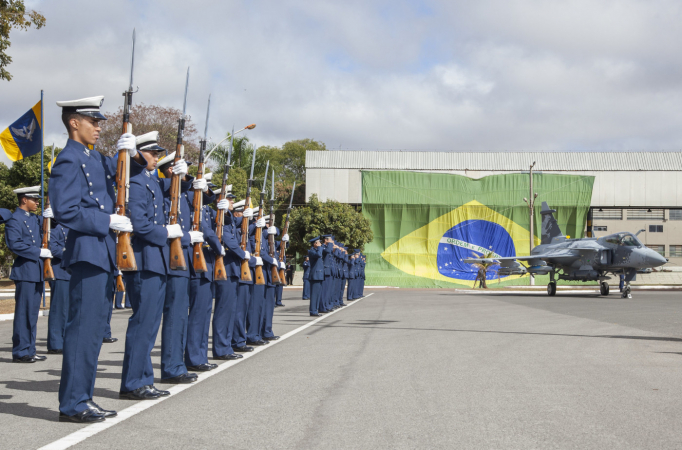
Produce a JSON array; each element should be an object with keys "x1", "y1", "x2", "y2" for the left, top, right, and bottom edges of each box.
[{"x1": 61, "y1": 112, "x2": 83, "y2": 131}]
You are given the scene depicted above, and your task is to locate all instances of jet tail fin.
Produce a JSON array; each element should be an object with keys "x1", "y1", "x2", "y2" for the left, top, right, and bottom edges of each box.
[{"x1": 540, "y1": 202, "x2": 564, "y2": 245}]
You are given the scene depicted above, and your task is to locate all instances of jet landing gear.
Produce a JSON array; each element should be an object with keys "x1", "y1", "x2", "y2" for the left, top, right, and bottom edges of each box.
[
  {"x1": 547, "y1": 271, "x2": 557, "y2": 296},
  {"x1": 621, "y1": 283, "x2": 632, "y2": 299},
  {"x1": 600, "y1": 282, "x2": 610, "y2": 296}
]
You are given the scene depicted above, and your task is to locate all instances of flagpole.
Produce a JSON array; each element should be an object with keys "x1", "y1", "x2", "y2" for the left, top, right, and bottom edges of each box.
[{"x1": 40, "y1": 89, "x2": 45, "y2": 308}]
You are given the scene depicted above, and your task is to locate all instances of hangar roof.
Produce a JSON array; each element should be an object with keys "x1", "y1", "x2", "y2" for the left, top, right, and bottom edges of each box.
[{"x1": 306, "y1": 151, "x2": 682, "y2": 171}]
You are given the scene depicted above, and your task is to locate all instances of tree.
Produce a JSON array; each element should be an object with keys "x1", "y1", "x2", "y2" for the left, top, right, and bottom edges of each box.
[
  {"x1": 286, "y1": 194, "x2": 373, "y2": 263},
  {"x1": 96, "y1": 103, "x2": 200, "y2": 162},
  {"x1": 469, "y1": 251, "x2": 500, "y2": 289},
  {"x1": 1, "y1": 0, "x2": 46, "y2": 81}
]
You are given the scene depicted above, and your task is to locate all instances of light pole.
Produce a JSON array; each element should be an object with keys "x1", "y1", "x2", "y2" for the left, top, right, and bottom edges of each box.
[
  {"x1": 523, "y1": 161, "x2": 538, "y2": 286},
  {"x1": 205, "y1": 123, "x2": 256, "y2": 161}
]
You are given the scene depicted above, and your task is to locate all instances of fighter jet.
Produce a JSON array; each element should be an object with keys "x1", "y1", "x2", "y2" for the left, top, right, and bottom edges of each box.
[{"x1": 463, "y1": 202, "x2": 668, "y2": 298}]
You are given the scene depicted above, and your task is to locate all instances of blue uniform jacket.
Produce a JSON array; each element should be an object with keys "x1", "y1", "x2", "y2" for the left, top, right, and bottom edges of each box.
[
  {"x1": 322, "y1": 242, "x2": 334, "y2": 276},
  {"x1": 192, "y1": 202, "x2": 222, "y2": 281},
  {"x1": 308, "y1": 246, "x2": 324, "y2": 281},
  {"x1": 49, "y1": 224, "x2": 71, "y2": 280},
  {"x1": 49, "y1": 139, "x2": 117, "y2": 272},
  {"x1": 5, "y1": 209, "x2": 43, "y2": 282},
  {"x1": 128, "y1": 162, "x2": 169, "y2": 275},
  {"x1": 342, "y1": 255, "x2": 349, "y2": 279},
  {"x1": 219, "y1": 212, "x2": 247, "y2": 279},
  {"x1": 302, "y1": 261, "x2": 310, "y2": 280}
]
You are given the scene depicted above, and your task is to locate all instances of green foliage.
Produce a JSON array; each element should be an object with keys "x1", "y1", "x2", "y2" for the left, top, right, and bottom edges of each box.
[
  {"x1": 1, "y1": 0, "x2": 46, "y2": 81},
  {"x1": 287, "y1": 194, "x2": 373, "y2": 263}
]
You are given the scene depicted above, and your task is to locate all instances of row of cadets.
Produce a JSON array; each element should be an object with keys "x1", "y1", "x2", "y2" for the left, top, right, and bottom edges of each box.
[
  {"x1": 301, "y1": 256, "x2": 311, "y2": 300},
  {"x1": 185, "y1": 180, "x2": 224, "y2": 372},
  {"x1": 307, "y1": 236, "x2": 325, "y2": 316},
  {"x1": 50, "y1": 96, "x2": 142, "y2": 422},
  {"x1": 320, "y1": 235, "x2": 335, "y2": 313},
  {"x1": 262, "y1": 216, "x2": 285, "y2": 341},
  {"x1": 245, "y1": 205, "x2": 271, "y2": 346},
  {"x1": 230, "y1": 200, "x2": 256, "y2": 353},
  {"x1": 3, "y1": 187, "x2": 50, "y2": 363}
]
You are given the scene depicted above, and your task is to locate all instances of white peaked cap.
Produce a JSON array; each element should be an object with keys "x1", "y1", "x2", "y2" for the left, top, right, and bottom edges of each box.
[
  {"x1": 135, "y1": 131, "x2": 165, "y2": 152},
  {"x1": 56, "y1": 96, "x2": 107, "y2": 120},
  {"x1": 204, "y1": 172, "x2": 213, "y2": 181},
  {"x1": 157, "y1": 152, "x2": 176, "y2": 167},
  {"x1": 13, "y1": 185, "x2": 41, "y2": 196},
  {"x1": 233, "y1": 200, "x2": 246, "y2": 209}
]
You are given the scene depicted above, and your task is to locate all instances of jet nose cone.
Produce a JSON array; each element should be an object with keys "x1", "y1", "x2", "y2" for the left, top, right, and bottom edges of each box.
[{"x1": 646, "y1": 251, "x2": 667, "y2": 267}]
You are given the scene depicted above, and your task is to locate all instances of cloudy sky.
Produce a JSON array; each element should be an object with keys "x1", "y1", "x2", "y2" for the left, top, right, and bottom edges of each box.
[{"x1": 2, "y1": 0, "x2": 682, "y2": 155}]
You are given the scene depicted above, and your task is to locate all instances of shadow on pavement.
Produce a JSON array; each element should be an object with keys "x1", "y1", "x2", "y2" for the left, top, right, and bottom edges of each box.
[{"x1": 0, "y1": 400, "x2": 58, "y2": 422}]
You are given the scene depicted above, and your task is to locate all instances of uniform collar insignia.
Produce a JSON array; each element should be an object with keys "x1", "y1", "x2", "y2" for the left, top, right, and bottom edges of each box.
[
  {"x1": 145, "y1": 170, "x2": 152, "y2": 177},
  {"x1": 23, "y1": 211, "x2": 29, "y2": 216}
]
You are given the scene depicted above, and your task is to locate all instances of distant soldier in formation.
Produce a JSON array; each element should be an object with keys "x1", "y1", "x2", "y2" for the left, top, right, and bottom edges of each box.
[{"x1": 302, "y1": 256, "x2": 311, "y2": 300}]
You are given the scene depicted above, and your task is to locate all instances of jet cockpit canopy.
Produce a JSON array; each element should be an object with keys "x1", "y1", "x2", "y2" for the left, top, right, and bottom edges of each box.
[{"x1": 599, "y1": 232, "x2": 643, "y2": 248}]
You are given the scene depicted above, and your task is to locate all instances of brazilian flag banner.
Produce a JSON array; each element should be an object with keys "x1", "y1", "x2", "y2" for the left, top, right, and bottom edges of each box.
[
  {"x1": 362, "y1": 171, "x2": 594, "y2": 288},
  {"x1": 0, "y1": 101, "x2": 42, "y2": 162}
]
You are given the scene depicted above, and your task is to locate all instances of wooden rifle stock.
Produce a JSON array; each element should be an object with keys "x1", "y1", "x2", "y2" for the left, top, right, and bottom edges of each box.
[
  {"x1": 191, "y1": 140, "x2": 208, "y2": 273},
  {"x1": 253, "y1": 193, "x2": 266, "y2": 285},
  {"x1": 115, "y1": 274, "x2": 125, "y2": 292},
  {"x1": 41, "y1": 197, "x2": 55, "y2": 281},
  {"x1": 268, "y1": 200, "x2": 282, "y2": 285},
  {"x1": 239, "y1": 180, "x2": 253, "y2": 282},
  {"x1": 115, "y1": 121, "x2": 137, "y2": 271},
  {"x1": 213, "y1": 176, "x2": 228, "y2": 281},
  {"x1": 168, "y1": 118, "x2": 187, "y2": 271},
  {"x1": 278, "y1": 210, "x2": 291, "y2": 285}
]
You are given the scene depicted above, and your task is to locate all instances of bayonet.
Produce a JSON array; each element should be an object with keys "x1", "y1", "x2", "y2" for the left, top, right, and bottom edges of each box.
[
  {"x1": 182, "y1": 67, "x2": 190, "y2": 118},
  {"x1": 288, "y1": 181, "x2": 296, "y2": 209},
  {"x1": 249, "y1": 146, "x2": 257, "y2": 180},
  {"x1": 262, "y1": 161, "x2": 269, "y2": 193},
  {"x1": 203, "y1": 94, "x2": 211, "y2": 142},
  {"x1": 128, "y1": 29, "x2": 135, "y2": 92}
]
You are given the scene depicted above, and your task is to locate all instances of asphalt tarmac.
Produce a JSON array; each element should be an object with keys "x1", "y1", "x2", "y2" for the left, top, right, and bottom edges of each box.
[{"x1": 2, "y1": 289, "x2": 682, "y2": 449}]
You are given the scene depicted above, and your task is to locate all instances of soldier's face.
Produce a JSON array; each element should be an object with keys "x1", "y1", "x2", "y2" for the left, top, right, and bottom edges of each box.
[
  {"x1": 23, "y1": 197, "x2": 38, "y2": 212},
  {"x1": 140, "y1": 151, "x2": 161, "y2": 171},
  {"x1": 71, "y1": 117, "x2": 101, "y2": 146},
  {"x1": 234, "y1": 211, "x2": 243, "y2": 218},
  {"x1": 313, "y1": 240, "x2": 321, "y2": 248}
]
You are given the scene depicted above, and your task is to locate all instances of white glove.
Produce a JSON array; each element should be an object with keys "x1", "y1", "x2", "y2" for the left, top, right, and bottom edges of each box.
[
  {"x1": 280, "y1": 262, "x2": 286, "y2": 269},
  {"x1": 217, "y1": 199, "x2": 230, "y2": 211},
  {"x1": 255, "y1": 257, "x2": 263, "y2": 266},
  {"x1": 243, "y1": 250, "x2": 251, "y2": 260},
  {"x1": 204, "y1": 172, "x2": 213, "y2": 181},
  {"x1": 40, "y1": 248, "x2": 53, "y2": 259},
  {"x1": 255, "y1": 217, "x2": 266, "y2": 228},
  {"x1": 117, "y1": 269, "x2": 123, "y2": 276},
  {"x1": 220, "y1": 247, "x2": 226, "y2": 256},
  {"x1": 267, "y1": 226, "x2": 277, "y2": 235},
  {"x1": 243, "y1": 207, "x2": 254, "y2": 219},
  {"x1": 192, "y1": 178, "x2": 208, "y2": 192},
  {"x1": 172, "y1": 159, "x2": 188, "y2": 177},
  {"x1": 43, "y1": 208, "x2": 54, "y2": 219},
  {"x1": 117, "y1": 133, "x2": 137, "y2": 157},
  {"x1": 109, "y1": 214, "x2": 133, "y2": 232},
  {"x1": 189, "y1": 231, "x2": 204, "y2": 243},
  {"x1": 282, "y1": 233, "x2": 289, "y2": 242},
  {"x1": 167, "y1": 223, "x2": 183, "y2": 239}
]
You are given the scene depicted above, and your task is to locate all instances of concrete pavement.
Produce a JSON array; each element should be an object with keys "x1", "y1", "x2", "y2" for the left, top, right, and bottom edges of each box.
[{"x1": 2, "y1": 289, "x2": 682, "y2": 449}]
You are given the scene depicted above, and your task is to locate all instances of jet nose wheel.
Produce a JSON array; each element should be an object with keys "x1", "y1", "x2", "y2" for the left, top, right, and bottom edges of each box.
[
  {"x1": 600, "y1": 282, "x2": 610, "y2": 296},
  {"x1": 621, "y1": 286, "x2": 632, "y2": 299},
  {"x1": 547, "y1": 282, "x2": 557, "y2": 296}
]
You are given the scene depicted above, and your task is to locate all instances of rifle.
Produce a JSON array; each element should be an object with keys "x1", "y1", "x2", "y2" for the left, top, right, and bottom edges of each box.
[
  {"x1": 267, "y1": 168, "x2": 282, "y2": 285},
  {"x1": 278, "y1": 181, "x2": 295, "y2": 285},
  {"x1": 42, "y1": 143, "x2": 56, "y2": 281},
  {"x1": 252, "y1": 161, "x2": 269, "y2": 285},
  {"x1": 115, "y1": 273, "x2": 126, "y2": 292},
  {"x1": 191, "y1": 94, "x2": 210, "y2": 273},
  {"x1": 213, "y1": 127, "x2": 234, "y2": 281},
  {"x1": 239, "y1": 144, "x2": 256, "y2": 282},
  {"x1": 115, "y1": 29, "x2": 137, "y2": 271},
  {"x1": 168, "y1": 67, "x2": 190, "y2": 271}
]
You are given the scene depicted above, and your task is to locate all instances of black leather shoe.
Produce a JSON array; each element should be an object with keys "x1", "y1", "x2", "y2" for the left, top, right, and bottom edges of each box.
[
  {"x1": 47, "y1": 349, "x2": 63, "y2": 354},
  {"x1": 233, "y1": 346, "x2": 254, "y2": 353},
  {"x1": 275, "y1": 303, "x2": 285, "y2": 307},
  {"x1": 33, "y1": 355, "x2": 47, "y2": 361},
  {"x1": 340, "y1": 303, "x2": 347, "y2": 307},
  {"x1": 85, "y1": 400, "x2": 117, "y2": 418},
  {"x1": 214, "y1": 353, "x2": 242, "y2": 360},
  {"x1": 247, "y1": 340, "x2": 268, "y2": 346},
  {"x1": 59, "y1": 409, "x2": 105, "y2": 423},
  {"x1": 264, "y1": 336, "x2": 280, "y2": 341},
  {"x1": 187, "y1": 363, "x2": 217, "y2": 372},
  {"x1": 147, "y1": 385, "x2": 170, "y2": 397},
  {"x1": 103, "y1": 337, "x2": 118, "y2": 344},
  {"x1": 119, "y1": 386, "x2": 161, "y2": 400},
  {"x1": 115, "y1": 306, "x2": 125, "y2": 310},
  {"x1": 13, "y1": 355, "x2": 36, "y2": 363},
  {"x1": 162, "y1": 373, "x2": 198, "y2": 384},
  {"x1": 310, "y1": 313, "x2": 320, "y2": 317}
]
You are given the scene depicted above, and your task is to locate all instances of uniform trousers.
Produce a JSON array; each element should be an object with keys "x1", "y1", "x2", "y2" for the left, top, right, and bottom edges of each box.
[
  {"x1": 262, "y1": 285, "x2": 276, "y2": 338},
  {"x1": 246, "y1": 283, "x2": 265, "y2": 343},
  {"x1": 185, "y1": 277, "x2": 213, "y2": 367},
  {"x1": 162, "y1": 275, "x2": 190, "y2": 379},
  {"x1": 212, "y1": 277, "x2": 238, "y2": 357},
  {"x1": 47, "y1": 279, "x2": 69, "y2": 351},
  {"x1": 58, "y1": 262, "x2": 113, "y2": 416},
  {"x1": 338, "y1": 278, "x2": 347, "y2": 304},
  {"x1": 275, "y1": 284, "x2": 284, "y2": 306},
  {"x1": 232, "y1": 282, "x2": 252, "y2": 349},
  {"x1": 302, "y1": 277, "x2": 310, "y2": 299},
  {"x1": 321, "y1": 275, "x2": 333, "y2": 312},
  {"x1": 334, "y1": 277, "x2": 342, "y2": 305},
  {"x1": 120, "y1": 270, "x2": 166, "y2": 393},
  {"x1": 309, "y1": 280, "x2": 322, "y2": 315},
  {"x1": 115, "y1": 290, "x2": 131, "y2": 309},
  {"x1": 348, "y1": 278, "x2": 355, "y2": 300},
  {"x1": 360, "y1": 277, "x2": 365, "y2": 296},
  {"x1": 104, "y1": 293, "x2": 114, "y2": 339},
  {"x1": 12, "y1": 281, "x2": 42, "y2": 359}
]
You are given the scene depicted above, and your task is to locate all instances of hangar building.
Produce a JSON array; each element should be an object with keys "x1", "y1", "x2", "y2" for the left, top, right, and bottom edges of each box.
[{"x1": 306, "y1": 151, "x2": 682, "y2": 262}]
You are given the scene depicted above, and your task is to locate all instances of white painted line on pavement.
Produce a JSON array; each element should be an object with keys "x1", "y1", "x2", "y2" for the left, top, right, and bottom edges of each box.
[{"x1": 39, "y1": 293, "x2": 374, "y2": 450}]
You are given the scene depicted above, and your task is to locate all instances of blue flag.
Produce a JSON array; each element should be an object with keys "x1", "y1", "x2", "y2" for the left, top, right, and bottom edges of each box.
[{"x1": 0, "y1": 101, "x2": 42, "y2": 161}]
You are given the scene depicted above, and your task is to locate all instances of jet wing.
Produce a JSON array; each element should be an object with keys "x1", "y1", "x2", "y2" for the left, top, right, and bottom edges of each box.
[{"x1": 463, "y1": 248, "x2": 597, "y2": 265}]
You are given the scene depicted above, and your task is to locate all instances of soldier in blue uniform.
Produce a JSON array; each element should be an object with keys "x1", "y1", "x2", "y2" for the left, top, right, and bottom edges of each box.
[
  {"x1": 185, "y1": 180, "x2": 224, "y2": 372},
  {"x1": 348, "y1": 252, "x2": 357, "y2": 300},
  {"x1": 307, "y1": 236, "x2": 325, "y2": 316},
  {"x1": 302, "y1": 257, "x2": 311, "y2": 300},
  {"x1": 230, "y1": 200, "x2": 257, "y2": 353},
  {"x1": 338, "y1": 246, "x2": 349, "y2": 307},
  {"x1": 320, "y1": 235, "x2": 335, "y2": 313},
  {"x1": 119, "y1": 132, "x2": 191, "y2": 399},
  {"x1": 360, "y1": 253, "x2": 366, "y2": 297},
  {"x1": 5, "y1": 186, "x2": 50, "y2": 363},
  {"x1": 275, "y1": 232, "x2": 289, "y2": 307},
  {"x1": 47, "y1": 221, "x2": 70, "y2": 353},
  {"x1": 246, "y1": 213, "x2": 270, "y2": 346},
  {"x1": 261, "y1": 217, "x2": 281, "y2": 341},
  {"x1": 156, "y1": 147, "x2": 211, "y2": 383},
  {"x1": 51, "y1": 96, "x2": 144, "y2": 422}
]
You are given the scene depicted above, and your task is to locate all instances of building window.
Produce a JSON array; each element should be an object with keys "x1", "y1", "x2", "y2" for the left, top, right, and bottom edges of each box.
[
  {"x1": 628, "y1": 209, "x2": 664, "y2": 220},
  {"x1": 647, "y1": 245, "x2": 665, "y2": 256},
  {"x1": 648, "y1": 225, "x2": 663, "y2": 233},
  {"x1": 594, "y1": 226, "x2": 607, "y2": 231},
  {"x1": 670, "y1": 210, "x2": 682, "y2": 220},
  {"x1": 670, "y1": 246, "x2": 682, "y2": 257},
  {"x1": 593, "y1": 209, "x2": 622, "y2": 220}
]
